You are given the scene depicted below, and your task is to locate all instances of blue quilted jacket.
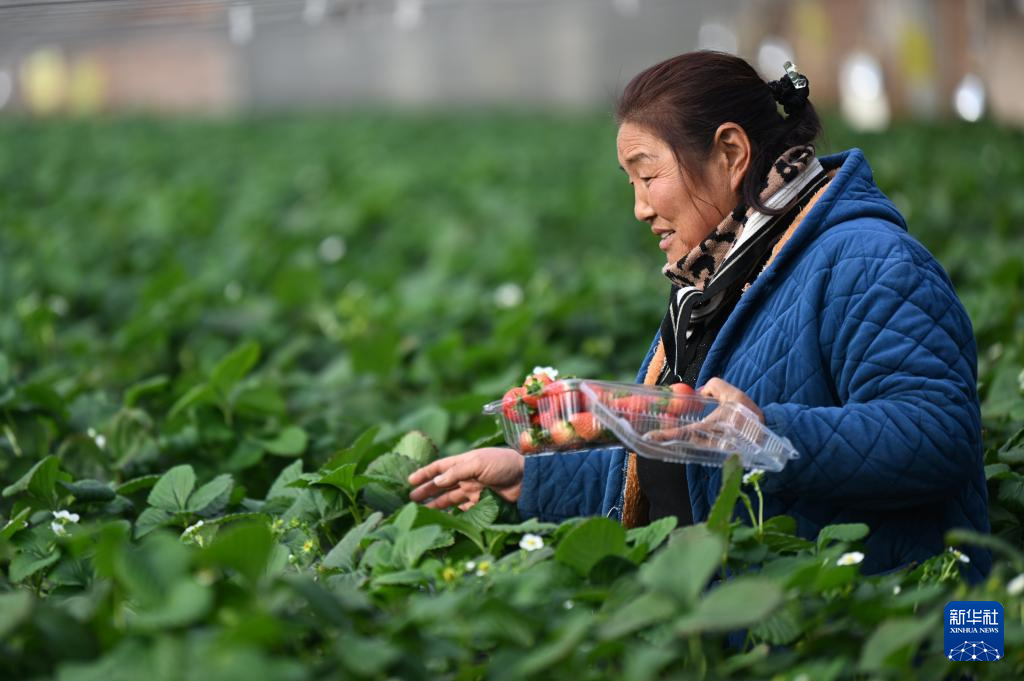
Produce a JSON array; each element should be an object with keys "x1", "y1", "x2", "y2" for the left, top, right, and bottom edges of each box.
[{"x1": 517, "y1": 148, "x2": 991, "y2": 582}]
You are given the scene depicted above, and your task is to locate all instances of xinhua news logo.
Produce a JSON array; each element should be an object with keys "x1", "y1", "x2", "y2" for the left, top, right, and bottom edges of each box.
[{"x1": 944, "y1": 601, "x2": 1004, "y2": 662}]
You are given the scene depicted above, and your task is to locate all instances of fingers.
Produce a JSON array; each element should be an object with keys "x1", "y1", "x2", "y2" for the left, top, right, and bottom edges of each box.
[
  {"x1": 408, "y1": 456, "x2": 459, "y2": 487},
  {"x1": 698, "y1": 378, "x2": 763, "y2": 423},
  {"x1": 426, "y1": 488, "x2": 468, "y2": 510},
  {"x1": 425, "y1": 485, "x2": 482, "y2": 510}
]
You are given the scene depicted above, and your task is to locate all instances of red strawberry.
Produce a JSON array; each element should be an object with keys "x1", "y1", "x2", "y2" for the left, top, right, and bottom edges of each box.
[
  {"x1": 502, "y1": 387, "x2": 528, "y2": 423},
  {"x1": 569, "y1": 412, "x2": 604, "y2": 442},
  {"x1": 539, "y1": 409, "x2": 560, "y2": 431},
  {"x1": 541, "y1": 380, "x2": 570, "y2": 397},
  {"x1": 518, "y1": 430, "x2": 539, "y2": 454},
  {"x1": 550, "y1": 420, "x2": 580, "y2": 447},
  {"x1": 667, "y1": 383, "x2": 701, "y2": 416},
  {"x1": 521, "y1": 377, "x2": 543, "y2": 408},
  {"x1": 613, "y1": 395, "x2": 650, "y2": 415}
]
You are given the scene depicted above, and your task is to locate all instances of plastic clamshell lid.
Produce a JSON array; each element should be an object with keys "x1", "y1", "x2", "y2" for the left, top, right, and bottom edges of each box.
[{"x1": 577, "y1": 380, "x2": 799, "y2": 472}]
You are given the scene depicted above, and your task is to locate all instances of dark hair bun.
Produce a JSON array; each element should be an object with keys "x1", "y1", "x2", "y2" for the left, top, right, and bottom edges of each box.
[{"x1": 768, "y1": 71, "x2": 810, "y2": 117}]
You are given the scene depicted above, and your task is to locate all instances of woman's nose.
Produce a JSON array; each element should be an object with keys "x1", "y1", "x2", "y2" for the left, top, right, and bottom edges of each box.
[{"x1": 633, "y1": 187, "x2": 656, "y2": 223}]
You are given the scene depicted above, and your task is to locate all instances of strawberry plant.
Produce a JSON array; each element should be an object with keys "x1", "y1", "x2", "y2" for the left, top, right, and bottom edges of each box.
[{"x1": 0, "y1": 112, "x2": 1022, "y2": 679}]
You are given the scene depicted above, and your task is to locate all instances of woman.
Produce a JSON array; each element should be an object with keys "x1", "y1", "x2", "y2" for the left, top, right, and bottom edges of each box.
[{"x1": 408, "y1": 51, "x2": 991, "y2": 582}]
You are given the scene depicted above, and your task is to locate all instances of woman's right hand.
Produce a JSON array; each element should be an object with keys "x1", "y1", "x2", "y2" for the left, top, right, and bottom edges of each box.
[{"x1": 407, "y1": 447, "x2": 525, "y2": 511}]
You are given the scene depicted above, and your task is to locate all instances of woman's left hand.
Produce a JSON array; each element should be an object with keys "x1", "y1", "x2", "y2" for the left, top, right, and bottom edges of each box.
[{"x1": 698, "y1": 378, "x2": 764, "y2": 423}]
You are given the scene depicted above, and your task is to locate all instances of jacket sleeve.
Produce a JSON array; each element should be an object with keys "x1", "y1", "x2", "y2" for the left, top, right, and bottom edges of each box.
[
  {"x1": 517, "y1": 330, "x2": 661, "y2": 523},
  {"x1": 758, "y1": 239, "x2": 982, "y2": 511},
  {"x1": 516, "y1": 446, "x2": 627, "y2": 522}
]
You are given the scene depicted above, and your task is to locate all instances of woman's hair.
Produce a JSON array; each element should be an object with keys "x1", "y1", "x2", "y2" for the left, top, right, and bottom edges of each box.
[{"x1": 616, "y1": 50, "x2": 822, "y2": 215}]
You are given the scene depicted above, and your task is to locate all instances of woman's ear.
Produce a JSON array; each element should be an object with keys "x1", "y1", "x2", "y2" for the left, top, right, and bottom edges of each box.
[{"x1": 712, "y1": 123, "x2": 751, "y2": 195}]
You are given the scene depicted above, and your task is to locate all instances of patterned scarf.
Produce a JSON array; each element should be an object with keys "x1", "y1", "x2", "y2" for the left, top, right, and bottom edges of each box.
[{"x1": 657, "y1": 145, "x2": 829, "y2": 383}]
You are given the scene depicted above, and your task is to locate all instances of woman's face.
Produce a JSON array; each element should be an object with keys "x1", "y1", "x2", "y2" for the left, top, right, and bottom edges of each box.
[{"x1": 616, "y1": 121, "x2": 737, "y2": 264}]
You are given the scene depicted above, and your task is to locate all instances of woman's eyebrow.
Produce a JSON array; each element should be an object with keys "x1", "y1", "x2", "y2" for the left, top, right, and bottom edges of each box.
[{"x1": 618, "y1": 151, "x2": 653, "y2": 172}]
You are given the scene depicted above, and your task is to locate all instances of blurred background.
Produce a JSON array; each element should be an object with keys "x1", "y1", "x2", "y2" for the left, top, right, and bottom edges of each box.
[
  {"x1": 1, "y1": 0, "x2": 1022, "y2": 459},
  {"x1": 2, "y1": 0, "x2": 1022, "y2": 128}
]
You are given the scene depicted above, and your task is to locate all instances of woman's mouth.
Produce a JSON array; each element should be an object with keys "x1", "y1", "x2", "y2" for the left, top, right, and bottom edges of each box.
[{"x1": 657, "y1": 231, "x2": 674, "y2": 251}]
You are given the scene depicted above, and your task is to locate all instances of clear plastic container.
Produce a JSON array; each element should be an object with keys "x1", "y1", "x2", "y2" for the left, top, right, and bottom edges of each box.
[
  {"x1": 482, "y1": 378, "x2": 618, "y2": 455},
  {"x1": 482, "y1": 378, "x2": 799, "y2": 472}
]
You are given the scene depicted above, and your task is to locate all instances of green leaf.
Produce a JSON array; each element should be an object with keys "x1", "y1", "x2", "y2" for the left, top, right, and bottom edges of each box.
[
  {"x1": 362, "y1": 453, "x2": 418, "y2": 514},
  {"x1": 210, "y1": 341, "x2": 261, "y2": 396},
  {"x1": 2, "y1": 455, "x2": 64, "y2": 506},
  {"x1": 186, "y1": 473, "x2": 233, "y2": 515},
  {"x1": 749, "y1": 602, "x2": 805, "y2": 644},
  {"x1": 58, "y1": 479, "x2": 116, "y2": 503},
  {"x1": 314, "y1": 463, "x2": 361, "y2": 494},
  {"x1": 233, "y1": 383, "x2": 286, "y2": 417},
  {"x1": 393, "y1": 430, "x2": 437, "y2": 466},
  {"x1": 945, "y1": 528, "x2": 1024, "y2": 566},
  {"x1": 124, "y1": 375, "x2": 169, "y2": 407},
  {"x1": 129, "y1": 579, "x2": 212, "y2": 631},
  {"x1": 413, "y1": 507, "x2": 484, "y2": 551},
  {"x1": 675, "y1": 576, "x2": 783, "y2": 635},
  {"x1": 252, "y1": 425, "x2": 308, "y2": 457},
  {"x1": 627, "y1": 515, "x2": 677, "y2": 551},
  {"x1": 0, "y1": 508, "x2": 32, "y2": 541},
  {"x1": 394, "y1": 404, "x2": 449, "y2": 446},
  {"x1": 323, "y1": 511, "x2": 384, "y2": 571},
  {"x1": 0, "y1": 590, "x2": 33, "y2": 639},
  {"x1": 393, "y1": 525, "x2": 448, "y2": 568},
  {"x1": 9, "y1": 544, "x2": 61, "y2": 583},
  {"x1": 115, "y1": 474, "x2": 161, "y2": 495},
  {"x1": 202, "y1": 521, "x2": 274, "y2": 584},
  {"x1": 147, "y1": 464, "x2": 196, "y2": 513},
  {"x1": 858, "y1": 615, "x2": 937, "y2": 672},
  {"x1": 457, "y1": 489, "x2": 500, "y2": 529},
  {"x1": 707, "y1": 454, "x2": 743, "y2": 537},
  {"x1": 555, "y1": 517, "x2": 627, "y2": 576},
  {"x1": 167, "y1": 384, "x2": 215, "y2": 421},
  {"x1": 323, "y1": 426, "x2": 384, "y2": 471},
  {"x1": 639, "y1": 524, "x2": 724, "y2": 604},
  {"x1": 392, "y1": 503, "x2": 419, "y2": 534},
  {"x1": 267, "y1": 460, "x2": 304, "y2": 500},
  {"x1": 134, "y1": 507, "x2": 172, "y2": 539},
  {"x1": 598, "y1": 591, "x2": 677, "y2": 640},
  {"x1": 816, "y1": 523, "x2": 870, "y2": 551}
]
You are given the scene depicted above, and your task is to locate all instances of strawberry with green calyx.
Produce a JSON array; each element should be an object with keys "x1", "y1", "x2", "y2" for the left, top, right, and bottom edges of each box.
[
  {"x1": 522, "y1": 374, "x2": 548, "y2": 409},
  {"x1": 569, "y1": 412, "x2": 605, "y2": 442},
  {"x1": 518, "y1": 430, "x2": 539, "y2": 454},
  {"x1": 550, "y1": 420, "x2": 580, "y2": 447},
  {"x1": 502, "y1": 386, "x2": 529, "y2": 423}
]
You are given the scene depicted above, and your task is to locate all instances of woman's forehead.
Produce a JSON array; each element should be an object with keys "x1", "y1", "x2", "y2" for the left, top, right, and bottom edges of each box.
[{"x1": 617, "y1": 124, "x2": 668, "y2": 165}]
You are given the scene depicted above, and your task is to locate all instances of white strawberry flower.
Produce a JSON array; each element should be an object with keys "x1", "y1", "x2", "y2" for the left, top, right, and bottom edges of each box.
[
  {"x1": 52, "y1": 510, "x2": 80, "y2": 524},
  {"x1": 464, "y1": 560, "x2": 476, "y2": 573},
  {"x1": 948, "y1": 547, "x2": 970, "y2": 563},
  {"x1": 1007, "y1": 573, "x2": 1024, "y2": 596},
  {"x1": 530, "y1": 366, "x2": 558, "y2": 381},
  {"x1": 493, "y1": 282, "x2": 523, "y2": 309},
  {"x1": 518, "y1": 533, "x2": 544, "y2": 552},
  {"x1": 86, "y1": 428, "x2": 106, "y2": 449},
  {"x1": 50, "y1": 521, "x2": 68, "y2": 536},
  {"x1": 742, "y1": 469, "x2": 765, "y2": 485},
  {"x1": 837, "y1": 551, "x2": 864, "y2": 566},
  {"x1": 181, "y1": 520, "x2": 206, "y2": 546}
]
